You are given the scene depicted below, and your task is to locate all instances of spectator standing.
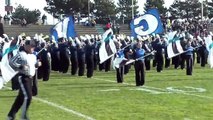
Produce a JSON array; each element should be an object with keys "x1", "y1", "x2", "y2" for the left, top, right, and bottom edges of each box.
[
  {"x1": 21, "y1": 18, "x2": 27, "y2": 27},
  {"x1": 116, "y1": 24, "x2": 120, "y2": 34},
  {"x1": 42, "y1": 14, "x2": 47, "y2": 25},
  {"x1": 8, "y1": 14, "x2": 12, "y2": 25},
  {"x1": 77, "y1": 12, "x2": 81, "y2": 24},
  {"x1": 4, "y1": 14, "x2": 8, "y2": 24},
  {"x1": 0, "y1": 14, "x2": 2, "y2": 23},
  {"x1": 0, "y1": 22, "x2": 4, "y2": 37}
]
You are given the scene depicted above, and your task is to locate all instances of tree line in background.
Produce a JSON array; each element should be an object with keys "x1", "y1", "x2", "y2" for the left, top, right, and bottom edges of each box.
[
  {"x1": 9, "y1": 0, "x2": 213, "y2": 25},
  {"x1": 11, "y1": 5, "x2": 41, "y2": 24},
  {"x1": 169, "y1": 0, "x2": 213, "y2": 19}
]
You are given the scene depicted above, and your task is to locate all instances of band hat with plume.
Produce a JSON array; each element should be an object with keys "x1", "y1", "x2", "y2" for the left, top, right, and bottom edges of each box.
[
  {"x1": 20, "y1": 33, "x2": 26, "y2": 37},
  {"x1": 25, "y1": 36, "x2": 31, "y2": 41},
  {"x1": 137, "y1": 35, "x2": 144, "y2": 41},
  {"x1": 98, "y1": 35, "x2": 102, "y2": 39},
  {"x1": 68, "y1": 37, "x2": 73, "y2": 41},
  {"x1": 3, "y1": 34, "x2": 9, "y2": 42},
  {"x1": 95, "y1": 35, "x2": 99, "y2": 40},
  {"x1": 51, "y1": 36, "x2": 56, "y2": 43},
  {"x1": 130, "y1": 36, "x2": 134, "y2": 41},
  {"x1": 85, "y1": 34, "x2": 91, "y2": 40},
  {"x1": 75, "y1": 37, "x2": 81, "y2": 45},
  {"x1": 91, "y1": 34, "x2": 95, "y2": 39},
  {"x1": 34, "y1": 33, "x2": 39, "y2": 40},
  {"x1": 143, "y1": 35, "x2": 149, "y2": 41},
  {"x1": 126, "y1": 36, "x2": 130, "y2": 41},
  {"x1": 156, "y1": 34, "x2": 160, "y2": 39},
  {"x1": 79, "y1": 36, "x2": 85, "y2": 41},
  {"x1": 25, "y1": 36, "x2": 37, "y2": 47},
  {"x1": 113, "y1": 36, "x2": 117, "y2": 42},
  {"x1": 119, "y1": 34, "x2": 125, "y2": 41}
]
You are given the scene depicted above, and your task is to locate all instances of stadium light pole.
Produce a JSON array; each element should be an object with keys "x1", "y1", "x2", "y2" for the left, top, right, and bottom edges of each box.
[
  {"x1": 201, "y1": 0, "x2": 204, "y2": 21},
  {"x1": 88, "y1": 0, "x2": 90, "y2": 18},
  {"x1": 132, "y1": 0, "x2": 134, "y2": 19}
]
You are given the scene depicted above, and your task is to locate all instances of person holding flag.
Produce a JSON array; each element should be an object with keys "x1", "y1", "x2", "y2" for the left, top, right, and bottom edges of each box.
[
  {"x1": 152, "y1": 35, "x2": 166, "y2": 72},
  {"x1": 115, "y1": 48, "x2": 125, "y2": 83},
  {"x1": 84, "y1": 35, "x2": 95, "y2": 78},
  {"x1": 132, "y1": 36, "x2": 146, "y2": 86},
  {"x1": 113, "y1": 36, "x2": 134, "y2": 83},
  {"x1": 204, "y1": 34, "x2": 213, "y2": 68},
  {"x1": 7, "y1": 38, "x2": 41, "y2": 120},
  {"x1": 185, "y1": 39, "x2": 194, "y2": 75},
  {"x1": 99, "y1": 28, "x2": 117, "y2": 72},
  {"x1": 113, "y1": 38, "x2": 128, "y2": 83}
]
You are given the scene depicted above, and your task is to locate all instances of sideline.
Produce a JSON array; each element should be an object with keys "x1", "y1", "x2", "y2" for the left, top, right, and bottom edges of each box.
[{"x1": 4, "y1": 87, "x2": 95, "y2": 120}]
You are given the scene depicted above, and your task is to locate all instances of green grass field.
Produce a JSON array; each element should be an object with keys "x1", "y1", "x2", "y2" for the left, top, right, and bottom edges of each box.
[{"x1": 1, "y1": 64, "x2": 213, "y2": 120}]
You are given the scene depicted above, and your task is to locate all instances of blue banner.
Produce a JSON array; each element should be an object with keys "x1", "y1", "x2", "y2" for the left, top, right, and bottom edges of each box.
[
  {"x1": 130, "y1": 8, "x2": 164, "y2": 37},
  {"x1": 50, "y1": 16, "x2": 76, "y2": 42}
]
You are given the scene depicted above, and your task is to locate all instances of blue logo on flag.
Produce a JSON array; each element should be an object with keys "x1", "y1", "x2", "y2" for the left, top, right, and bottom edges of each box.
[{"x1": 130, "y1": 8, "x2": 164, "y2": 37}]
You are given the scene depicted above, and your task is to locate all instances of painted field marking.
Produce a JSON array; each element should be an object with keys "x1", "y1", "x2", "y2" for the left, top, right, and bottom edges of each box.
[
  {"x1": 4, "y1": 87, "x2": 95, "y2": 120},
  {"x1": 184, "y1": 86, "x2": 206, "y2": 92},
  {"x1": 34, "y1": 97, "x2": 95, "y2": 120},
  {"x1": 93, "y1": 78, "x2": 213, "y2": 100},
  {"x1": 99, "y1": 89, "x2": 120, "y2": 92},
  {"x1": 93, "y1": 78, "x2": 167, "y2": 94},
  {"x1": 129, "y1": 88, "x2": 164, "y2": 94},
  {"x1": 58, "y1": 72, "x2": 213, "y2": 99},
  {"x1": 166, "y1": 86, "x2": 206, "y2": 93},
  {"x1": 65, "y1": 72, "x2": 166, "y2": 94}
]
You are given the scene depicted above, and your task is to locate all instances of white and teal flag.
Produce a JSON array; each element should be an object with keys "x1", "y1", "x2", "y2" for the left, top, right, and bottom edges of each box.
[
  {"x1": 113, "y1": 49, "x2": 128, "y2": 69},
  {"x1": 204, "y1": 35, "x2": 213, "y2": 68},
  {"x1": 0, "y1": 39, "x2": 19, "y2": 89},
  {"x1": 99, "y1": 28, "x2": 117, "y2": 64},
  {"x1": 166, "y1": 31, "x2": 184, "y2": 58}
]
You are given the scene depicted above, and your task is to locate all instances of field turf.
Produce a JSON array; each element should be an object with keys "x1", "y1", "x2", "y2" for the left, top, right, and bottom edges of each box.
[{"x1": 0, "y1": 64, "x2": 213, "y2": 120}]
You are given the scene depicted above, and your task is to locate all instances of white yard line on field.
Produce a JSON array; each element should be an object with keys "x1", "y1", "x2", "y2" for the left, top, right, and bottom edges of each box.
[
  {"x1": 99, "y1": 89, "x2": 120, "y2": 92},
  {"x1": 34, "y1": 97, "x2": 95, "y2": 120},
  {"x1": 4, "y1": 87, "x2": 95, "y2": 120},
  {"x1": 129, "y1": 88, "x2": 164, "y2": 94},
  {"x1": 93, "y1": 78, "x2": 213, "y2": 100},
  {"x1": 181, "y1": 92, "x2": 213, "y2": 100}
]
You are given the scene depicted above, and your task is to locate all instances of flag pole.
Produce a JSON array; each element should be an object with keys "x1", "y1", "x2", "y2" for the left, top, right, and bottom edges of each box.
[
  {"x1": 167, "y1": 45, "x2": 202, "y2": 59},
  {"x1": 36, "y1": 48, "x2": 45, "y2": 56},
  {"x1": 125, "y1": 50, "x2": 156, "y2": 65},
  {"x1": 120, "y1": 43, "x2": 132, "y2": 51}
]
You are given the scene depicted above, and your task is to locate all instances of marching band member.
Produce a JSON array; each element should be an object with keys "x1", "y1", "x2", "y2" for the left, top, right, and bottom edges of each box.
[
  {"x1": 133, "y1": 36, "x2": 145, "y2": 86},
  {"x1": 7, "y1": 38, "x2": 41, "y2": 120}
]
